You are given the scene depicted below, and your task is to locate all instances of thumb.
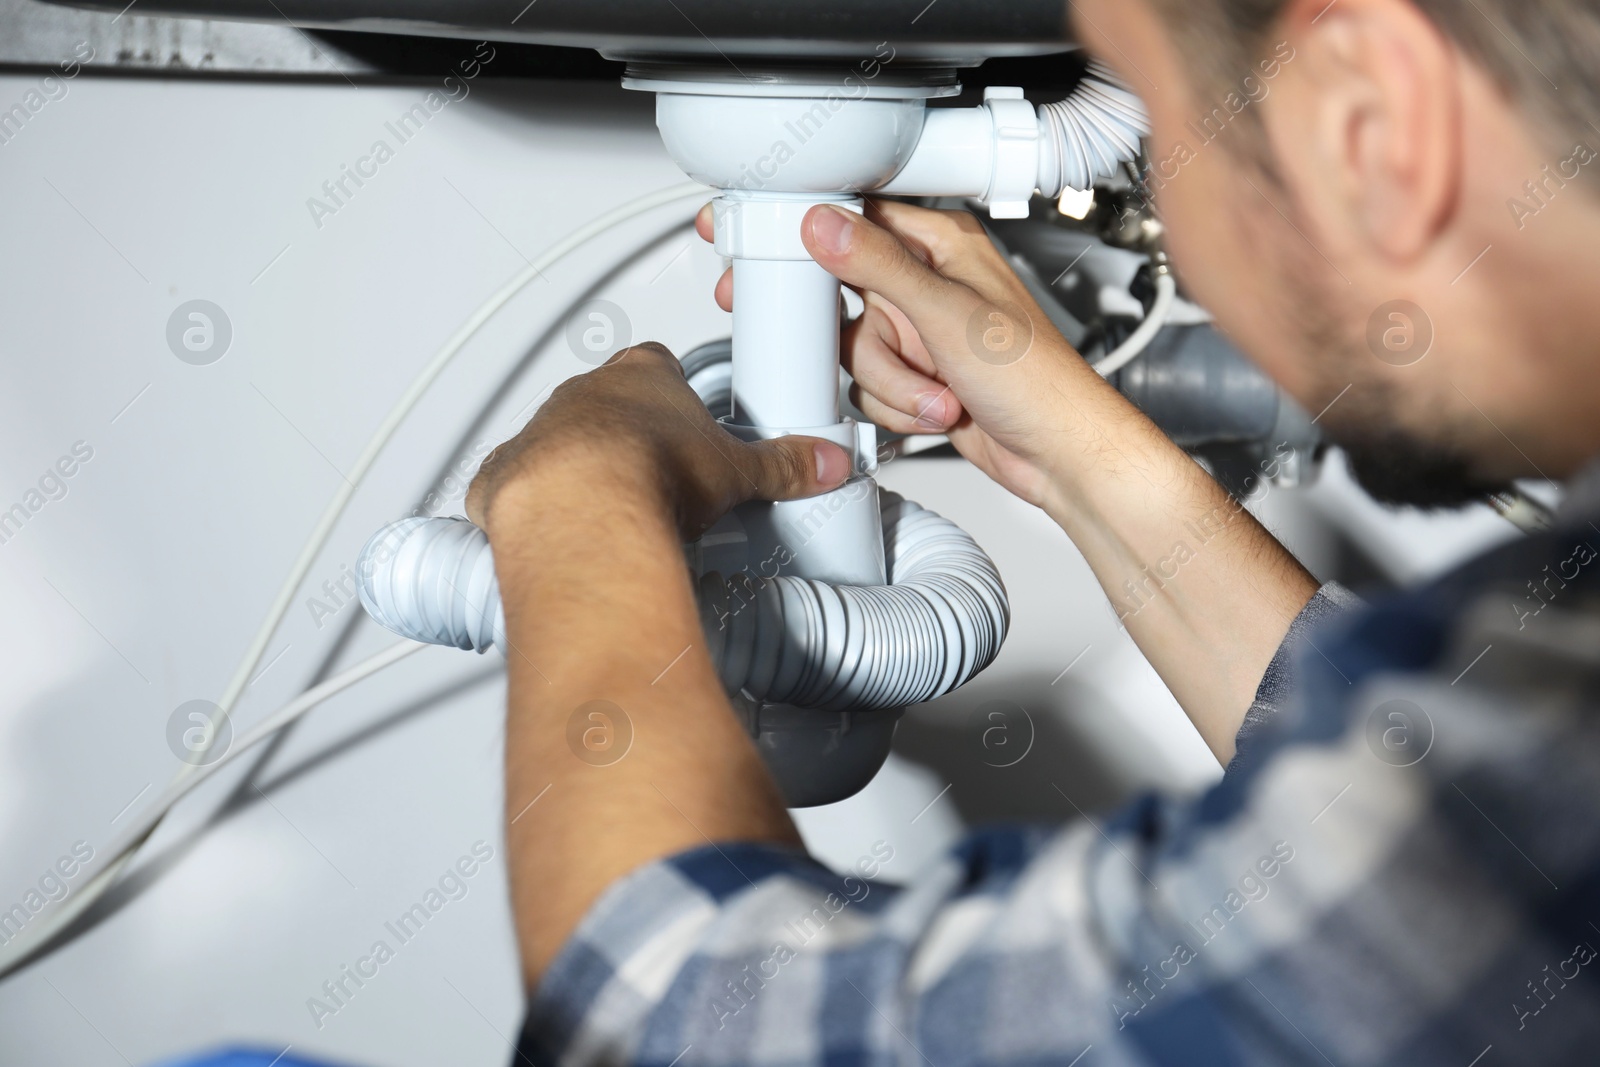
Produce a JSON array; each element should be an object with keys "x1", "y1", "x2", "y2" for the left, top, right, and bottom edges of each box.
[
  {"x1": 802, "y1": 203, "x2": 973, "y2": 332},
  {"x1": 740, "y1": 435, "x2": 853, "y2": 502}
]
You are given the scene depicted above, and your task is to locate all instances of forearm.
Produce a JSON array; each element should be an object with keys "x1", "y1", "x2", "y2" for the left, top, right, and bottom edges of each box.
[
  {"x1": 1037, "y1": 361, "x2": 1319, "y2": 762},
  {"x1": 489, "y1": 459, "x2": 798, "y2": 988}
]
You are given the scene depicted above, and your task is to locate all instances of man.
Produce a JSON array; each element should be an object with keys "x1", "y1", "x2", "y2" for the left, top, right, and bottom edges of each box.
[{"x1": 470, "y1": 0, "x2": 1600, "y2": 1063}]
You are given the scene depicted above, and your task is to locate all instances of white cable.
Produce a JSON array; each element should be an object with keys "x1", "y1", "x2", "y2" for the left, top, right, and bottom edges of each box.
[
  {"x1": 1094, "y1": 268, "x2": 1176, "y2": 378},
  {"x1": 0, "y1": 180, "x2": 708, "y2": 979},
  {"x1": 196, "y1": 178, "x2": 707, "y2": 766},
  {"x1": 1487, "y1": 488, "x2": 1556, "y2": 534},
  {"x1": 0, "y1": 640, "x2": 426, "y2": 977}
]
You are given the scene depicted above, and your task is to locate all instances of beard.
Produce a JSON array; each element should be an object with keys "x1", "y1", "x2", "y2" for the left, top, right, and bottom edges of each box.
[
  {"x1": 1335, "y1": 427, "x2": 1510, "y2": 509},
  {"x1": 1271, "y1": 216, "x2": 1510, "y2": 510}
]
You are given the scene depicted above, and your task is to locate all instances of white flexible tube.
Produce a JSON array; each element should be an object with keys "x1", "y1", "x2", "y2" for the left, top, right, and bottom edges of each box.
[
  {"x1": 356, "y1": 492, "x2": 1008, "y2": 710},
  {"x1": 0, "y1": 181, "x2": 707, "y2": 980},
  {"x1": 1094, "y1": 269, "x2": 1177, "y2": 378},
  {"x1": 705, "y1": 492, "x2": 1008, "y2": 709},
  {"x1": 1036, "y1": 61, "x2": 1150, "y2": 195},
  {"x1": 360, "y1": 516, "x2": 503, "y2": 653}
]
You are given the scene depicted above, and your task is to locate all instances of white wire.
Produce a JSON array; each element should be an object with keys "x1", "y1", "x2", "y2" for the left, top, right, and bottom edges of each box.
[
  {"x1": 1094, "y1": 269, "x2": 1177, "y2": 378},
  {"x1": 0, "y1": 180, "x2": 708, "y2": 979},
  {"x1": 198, "y1": 178, "x2": 707, "y2": 762},
  {"x1": 0, "y1": 640, "x2": 427, "y2": 977},
  {"x1": 1487, "y1": 487, "x2": 1557, "y2": 534}
]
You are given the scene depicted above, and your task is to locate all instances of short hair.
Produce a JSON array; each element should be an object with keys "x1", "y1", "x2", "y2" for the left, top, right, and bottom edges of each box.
[{"x1": 1148, "y1": 0, "x2": 1600, "y2": 163}]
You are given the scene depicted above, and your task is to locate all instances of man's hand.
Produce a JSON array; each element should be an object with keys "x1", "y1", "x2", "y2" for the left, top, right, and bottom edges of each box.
[
  {"x1": 698, "y1": 199, "x2": 1122, "y2": 510},
  {"x1": 700, "y1": 198, "x2": 1319, "y2": 762},
  {"x1": 466, "y1": 341, "x2": 851, "y2": 540}
]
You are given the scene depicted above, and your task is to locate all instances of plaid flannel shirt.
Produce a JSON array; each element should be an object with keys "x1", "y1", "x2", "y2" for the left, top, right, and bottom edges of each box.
[{"x1": 516, "y1": 460, "x2": 1600, "y2": 1067}]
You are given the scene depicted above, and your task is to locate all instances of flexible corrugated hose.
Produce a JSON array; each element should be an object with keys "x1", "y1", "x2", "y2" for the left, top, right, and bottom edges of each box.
[
  {"x1": 356, "y1": 490, "x2": 1008, "y2": 712},
  {"x1": 1036, "y1": 60, "x2": 1150, "y2": 193}
]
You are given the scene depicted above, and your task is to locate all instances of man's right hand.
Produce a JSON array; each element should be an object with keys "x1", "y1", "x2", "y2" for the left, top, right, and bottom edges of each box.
[{"x1": 696, "y1": 199, "x2": 1130, "y2": 512}]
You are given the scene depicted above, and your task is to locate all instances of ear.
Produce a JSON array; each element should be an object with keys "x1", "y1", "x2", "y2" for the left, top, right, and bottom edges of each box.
[{"x1": 1275, "y1": 0, "x2": 1461, "y2": 262}]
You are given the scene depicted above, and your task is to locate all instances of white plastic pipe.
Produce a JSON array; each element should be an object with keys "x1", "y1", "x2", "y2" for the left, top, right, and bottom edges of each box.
[
  {"x1": 876, "y1": 106, "x2": 995, "y2": 200},
  {"x1": 880, "y1": 64, "x2": 1150, "y2": 215},
  {"x1": 730, "y1": 257, "x2": 841, "y2": 427},
  {"x1": 354, "y1": 67, "x2": 1153, "y2": 716}
]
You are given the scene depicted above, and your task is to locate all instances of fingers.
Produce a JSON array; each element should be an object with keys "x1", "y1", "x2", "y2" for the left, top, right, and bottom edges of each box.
[
  {"x1": 842, "y1": 310, "x2": 960, "y2": 431},
  {"x1": 801, "y1": 204, "x2": 977, "y2": 345},
  {"x1": 850, "y1": 382, "x2": 959, "y2": 436},
  {"x1": 696, "y1": 204, "x2": 735, "y2": 310},
  {"x1": 862, "y1": 199, "x2": 1006, "y2": 278},
  {"x1": 740, "y1": 435, "x2": 852, "y2": 502},
  {"x1": 706, "y1": 198, "x2": 1004, "y2": 324},
  {"x1": 595, "y1": 344, "x2": 853, "y2": 502}
]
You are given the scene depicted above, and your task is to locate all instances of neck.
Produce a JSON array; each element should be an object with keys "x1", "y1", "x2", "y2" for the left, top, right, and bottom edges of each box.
[{"x1": 1439, "y1": 199, "x2": 1600, "y2": 481}]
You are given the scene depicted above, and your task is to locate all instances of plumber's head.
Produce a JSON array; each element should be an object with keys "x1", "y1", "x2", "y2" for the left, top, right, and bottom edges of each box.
[{"x1": 1073, "y1": 0, "x2": 1600, "y2": 505}]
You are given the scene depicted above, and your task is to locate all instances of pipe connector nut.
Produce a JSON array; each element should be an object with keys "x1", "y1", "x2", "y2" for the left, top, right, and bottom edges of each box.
[
  {"x1": 982, "y1": 87, "x2": 1041, "y2": 220},
  {"x1": 713, "y1": 196, "x2": 865, "y2": 261}
]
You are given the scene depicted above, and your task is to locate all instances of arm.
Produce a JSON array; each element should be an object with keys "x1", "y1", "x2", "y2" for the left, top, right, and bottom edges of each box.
[
  {"x1": 465, "y1": 343, "x2": 852, "y2": 986},
  {"x1": 744, "y1": 200, "x2": 1322, "y2": 762}
]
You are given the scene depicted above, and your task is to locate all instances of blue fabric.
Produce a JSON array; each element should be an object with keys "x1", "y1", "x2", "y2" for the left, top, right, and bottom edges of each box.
[{"x1": 154, "y1": 1049, "x2": 361, "y2": 1067}]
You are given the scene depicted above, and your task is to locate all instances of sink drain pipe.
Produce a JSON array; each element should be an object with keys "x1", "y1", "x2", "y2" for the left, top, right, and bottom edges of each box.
[{"x1": 357, "y1": 62, "x2": 1147, "y2": 804}]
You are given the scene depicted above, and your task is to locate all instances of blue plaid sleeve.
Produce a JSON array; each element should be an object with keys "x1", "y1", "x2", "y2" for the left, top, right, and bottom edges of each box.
[
  {"x1": 519, "y1": 532, "x2": 1600, "y2": 1066},
  {"x1": 1231, "y1": 581, "x2": 1362, "y2": 770}
]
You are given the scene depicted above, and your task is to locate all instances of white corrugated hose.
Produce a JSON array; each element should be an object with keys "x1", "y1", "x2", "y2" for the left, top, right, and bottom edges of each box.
[{"x1": 355, "y1": 490, "x2": 1009, "y2": 712}]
